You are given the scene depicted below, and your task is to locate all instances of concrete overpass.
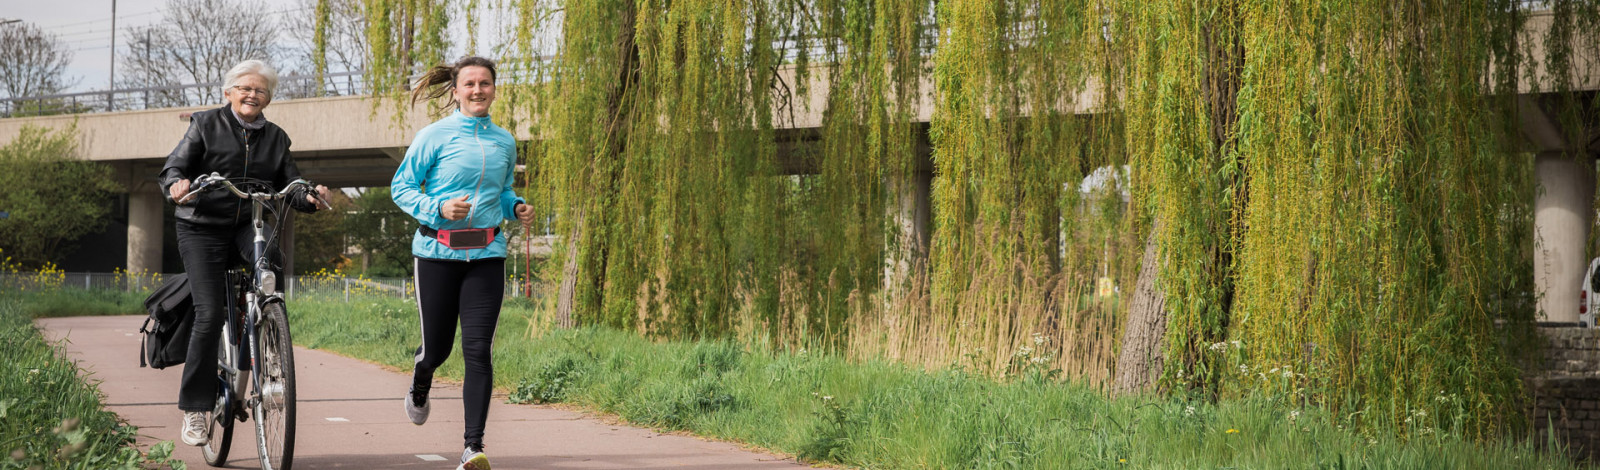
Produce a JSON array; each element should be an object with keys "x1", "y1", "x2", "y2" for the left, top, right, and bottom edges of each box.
[
  {"x1": 0, "y1": 12, "x2": 1596, "y2": 322},
  {"x1": 0, "y1": 67, "x2": 841, "y2": 280}
]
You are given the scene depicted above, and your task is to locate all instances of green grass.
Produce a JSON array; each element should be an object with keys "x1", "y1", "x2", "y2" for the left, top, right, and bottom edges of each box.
[
  {"x1": 11, "y1": 288, "x2": 148, "y2": 318},
  {"x1": 289, "y1": 295, "x2": 1589, "y2": 469},
  {"x1": 0, "y1": 295, "x2": 181, "y2": 469}
]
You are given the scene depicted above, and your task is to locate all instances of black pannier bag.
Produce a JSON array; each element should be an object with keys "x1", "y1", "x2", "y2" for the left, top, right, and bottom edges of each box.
[{"x1": 140, "y1": 273, "x2": 194, "y2": 369}]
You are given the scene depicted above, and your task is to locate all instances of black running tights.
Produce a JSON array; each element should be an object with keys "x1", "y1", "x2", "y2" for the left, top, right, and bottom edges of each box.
[{"x1": 411, "y1": 256, "x2": 504, "y2": 449}]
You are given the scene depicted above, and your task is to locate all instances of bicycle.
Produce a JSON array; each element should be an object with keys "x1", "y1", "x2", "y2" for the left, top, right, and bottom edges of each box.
[{"x1": 177, "y1": 172, "x2": 323, "y2": 470}]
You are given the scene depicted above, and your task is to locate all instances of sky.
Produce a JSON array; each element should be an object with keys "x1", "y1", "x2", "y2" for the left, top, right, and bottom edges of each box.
[
  {"x1": 3, "y1": 0, "x2": 556, "y2": 95},
  {"x1": 6, "y1": 0, "x2": 172, "y2": 93}
]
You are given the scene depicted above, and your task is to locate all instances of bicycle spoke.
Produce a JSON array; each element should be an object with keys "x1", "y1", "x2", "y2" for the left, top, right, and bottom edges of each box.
[{"x1": 254, "y1": 303, "x2": 295, "y2": 470}]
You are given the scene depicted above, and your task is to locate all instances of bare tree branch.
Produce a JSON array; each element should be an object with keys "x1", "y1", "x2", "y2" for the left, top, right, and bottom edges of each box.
[
  {"x1": 118, "y1": 0, "x2": 281, "y2": 106},
  {"x1": 0, "y1": 22, "x2": 78, "y2": 100}
]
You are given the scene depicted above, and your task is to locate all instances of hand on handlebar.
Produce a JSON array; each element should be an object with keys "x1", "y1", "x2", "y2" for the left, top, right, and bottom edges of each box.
[
  {"x1": 308, "y1": 185, "x2": 332, "y2": 210},
  {"x1": 169, "y1": 179, "x2": 192, "y2": 203}
]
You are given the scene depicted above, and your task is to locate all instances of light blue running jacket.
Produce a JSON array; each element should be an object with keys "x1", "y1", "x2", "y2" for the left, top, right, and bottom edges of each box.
[{"x1": 392, "y1": 110, "x2": 525, "y2": 261}]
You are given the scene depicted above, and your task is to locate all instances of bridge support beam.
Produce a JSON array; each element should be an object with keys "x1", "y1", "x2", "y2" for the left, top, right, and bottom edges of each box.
[
  {"x1": 127, "y1": 188, "x2": 164, "y2": 276},
  {"x1": 1535, "y1": 152, "x2": 1595, "y2": 323}
]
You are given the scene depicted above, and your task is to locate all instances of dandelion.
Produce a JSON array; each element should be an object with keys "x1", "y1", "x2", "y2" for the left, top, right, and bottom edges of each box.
[
  {"x1": 1118, "y1": 459, "x2": 1127, "y2": 463},
  {"x1": 1226, "y1": 429, "x2": 1240, "y2": 434}
]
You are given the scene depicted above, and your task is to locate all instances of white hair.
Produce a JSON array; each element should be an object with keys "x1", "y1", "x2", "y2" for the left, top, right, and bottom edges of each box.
[{"x1": 222, "y1": 60, "x2": 279, "y2": 96}]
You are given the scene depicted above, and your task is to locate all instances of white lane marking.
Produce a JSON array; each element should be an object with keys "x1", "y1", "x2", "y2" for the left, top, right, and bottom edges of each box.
[
  {"x1": 417, "y1": 454, "x2": 447, "y2": 461},
  {"x1": 325, "y1": 417, "x2": 349, "y2": 422}
]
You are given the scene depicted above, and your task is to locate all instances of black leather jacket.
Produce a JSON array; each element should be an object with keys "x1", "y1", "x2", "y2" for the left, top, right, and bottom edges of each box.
[{"x1": 158, "y1": 105, "x2": 318, "y2": 226}]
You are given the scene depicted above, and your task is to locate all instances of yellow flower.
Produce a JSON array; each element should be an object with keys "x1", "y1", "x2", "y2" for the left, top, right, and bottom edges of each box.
[
  {"x1": 1118, "y1": 459, "x2": 1127, "y2": 463},
  {"x1": 1226, "y1": 428, "x2": 1240, "y2": 434}
]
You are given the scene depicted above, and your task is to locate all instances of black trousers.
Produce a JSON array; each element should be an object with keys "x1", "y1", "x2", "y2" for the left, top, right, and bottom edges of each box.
[
  {"x1": 175, "y1": 220, "x2": 275, "y2": 411},
  {"x1": 412, "y1": 256, "x2": 505, "y2": 449}
]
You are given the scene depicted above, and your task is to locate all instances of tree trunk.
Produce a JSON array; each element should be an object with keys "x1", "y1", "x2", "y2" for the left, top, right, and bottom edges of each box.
[
  {"x1": 1113, "y1": 230, "x2": 1167, "y2": 396},
  {"x1": 555, "y1": 208, "x2": 585, "y2": 329},
  {"x1": 555, "y1": 3, "x2": 639, "y2": 329}
]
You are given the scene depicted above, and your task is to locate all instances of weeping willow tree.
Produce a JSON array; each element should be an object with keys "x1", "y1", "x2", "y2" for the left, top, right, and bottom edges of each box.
[
  {"x1": 1223, "y1": 0, "x2": 1538, "y2": 434},
  {"x1": 929, "y1": 0, "x2": 1129, "y2": 379},
  {"x1": 337, "y1": 0, "x2": 1600, "y2": 437},
  {"x1": 1119, "y1": 0, "x2": 1600, "y2": 435}
]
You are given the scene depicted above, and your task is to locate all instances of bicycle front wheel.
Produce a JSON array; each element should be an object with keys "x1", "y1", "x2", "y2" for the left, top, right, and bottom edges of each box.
[{"x1": 253, "y1": 302, "x2": 296, "y2": 470}]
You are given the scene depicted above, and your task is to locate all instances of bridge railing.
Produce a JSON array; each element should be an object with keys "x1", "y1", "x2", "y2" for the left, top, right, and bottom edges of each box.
[{"x1": 0, "y1": 71, "x2": 373, "y2": 118}]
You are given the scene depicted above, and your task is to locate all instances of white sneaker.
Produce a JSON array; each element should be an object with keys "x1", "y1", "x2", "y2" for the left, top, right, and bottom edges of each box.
[
  {"x1": 180, "y1": 411, "x2": 209, "y2": 446},
  {"x1": 405, "y1": 389, "x2": 430, "y2": 425},
  {"x1": 457, "y1": 445, "x2": 490, "y2": 470}
]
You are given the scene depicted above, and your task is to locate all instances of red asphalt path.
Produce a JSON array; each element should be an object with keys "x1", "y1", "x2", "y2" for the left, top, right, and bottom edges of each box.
[{"x1": 36, "y1": 315, "x2": 809, "y2": 469}]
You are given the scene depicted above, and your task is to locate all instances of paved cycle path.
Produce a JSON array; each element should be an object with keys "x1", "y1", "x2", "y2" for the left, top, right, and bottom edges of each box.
[{"x1": 37, "y1": 315, "x2": 808, "y2": 469}]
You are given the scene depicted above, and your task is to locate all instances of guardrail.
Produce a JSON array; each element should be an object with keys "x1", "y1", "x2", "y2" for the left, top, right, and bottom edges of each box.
[{"x1": 0, "y1": 71, "x2": 370, "y2": 118}]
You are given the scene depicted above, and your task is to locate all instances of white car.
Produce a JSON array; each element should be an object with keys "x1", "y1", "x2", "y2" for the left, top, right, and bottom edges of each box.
[{"x1": 1583, "y1": 258, "x2": 1600, "y2": 327}]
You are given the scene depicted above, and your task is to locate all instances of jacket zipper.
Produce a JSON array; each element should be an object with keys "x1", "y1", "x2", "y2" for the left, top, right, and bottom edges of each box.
[
  {"x1": 466, "y1": 120, "x2": 489, "y2": 261},
  {"x1": 236, "y1": 127, "x2": 251, "y2": 225}
]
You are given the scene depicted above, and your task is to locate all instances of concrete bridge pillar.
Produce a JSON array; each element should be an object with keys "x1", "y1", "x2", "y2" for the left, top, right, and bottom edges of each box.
[
  {"x1": 884, "y1": 171, "x2": 932, "y2": 296},
  {"x1": 126, "y1": 188, "x2": 165, "y2": 276},
  {"x1": 1535, "y1": 152, "x2": 1596, "y2": 323}
]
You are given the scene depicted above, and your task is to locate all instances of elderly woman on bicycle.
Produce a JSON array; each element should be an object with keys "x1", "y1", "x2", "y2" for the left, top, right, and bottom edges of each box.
[{"x1": 159, "y1": 59, "x2": 329, "y2": 446}]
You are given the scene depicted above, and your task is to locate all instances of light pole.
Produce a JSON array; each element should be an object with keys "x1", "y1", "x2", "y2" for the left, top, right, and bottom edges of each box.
[{"x1": 108, "y1": 0, "x2": 117, "y2": 111}]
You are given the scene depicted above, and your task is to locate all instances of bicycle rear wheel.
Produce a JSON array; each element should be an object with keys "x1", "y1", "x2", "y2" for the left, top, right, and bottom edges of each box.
[
  {"x1": 253, "y1": 302, "x2": 296, "y2": 470},
  {"x1": 202, "y1": 326, "x2": 236, "y2": 466}
]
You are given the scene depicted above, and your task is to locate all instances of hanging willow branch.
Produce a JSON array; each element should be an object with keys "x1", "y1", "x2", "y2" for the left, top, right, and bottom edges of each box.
[{"x1": 346, "y1": 0, "x2": 1600, "y2": 439}]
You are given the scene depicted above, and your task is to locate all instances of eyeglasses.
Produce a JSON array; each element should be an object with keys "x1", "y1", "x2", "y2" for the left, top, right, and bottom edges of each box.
[{"x1": 231, "y1": 85, "x2": 271, "y2": 97}]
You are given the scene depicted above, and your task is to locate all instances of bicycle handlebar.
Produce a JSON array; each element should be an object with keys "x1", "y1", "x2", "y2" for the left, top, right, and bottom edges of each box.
[{"x1": 176, "y1": 172, "x2": 326, "y2": 207}]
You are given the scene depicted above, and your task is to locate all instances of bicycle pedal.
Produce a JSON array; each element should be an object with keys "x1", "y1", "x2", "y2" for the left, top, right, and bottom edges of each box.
[{"x1": 237, "y1": 408, "x2": 250, "y2": 422}]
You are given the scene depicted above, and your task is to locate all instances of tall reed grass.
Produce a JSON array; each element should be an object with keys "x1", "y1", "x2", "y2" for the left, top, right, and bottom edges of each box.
[{"x1": 289, "y1": 295, "x2": 1584, "y2": 469}]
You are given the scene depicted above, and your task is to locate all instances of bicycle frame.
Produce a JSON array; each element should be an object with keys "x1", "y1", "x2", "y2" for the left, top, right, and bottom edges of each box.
[
  {"x1": 187, "y1": 172, "x2": 318, "y2": 470},
  {"x1": 205, "y1": 177, "x2": 297, "y2": 414}
]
